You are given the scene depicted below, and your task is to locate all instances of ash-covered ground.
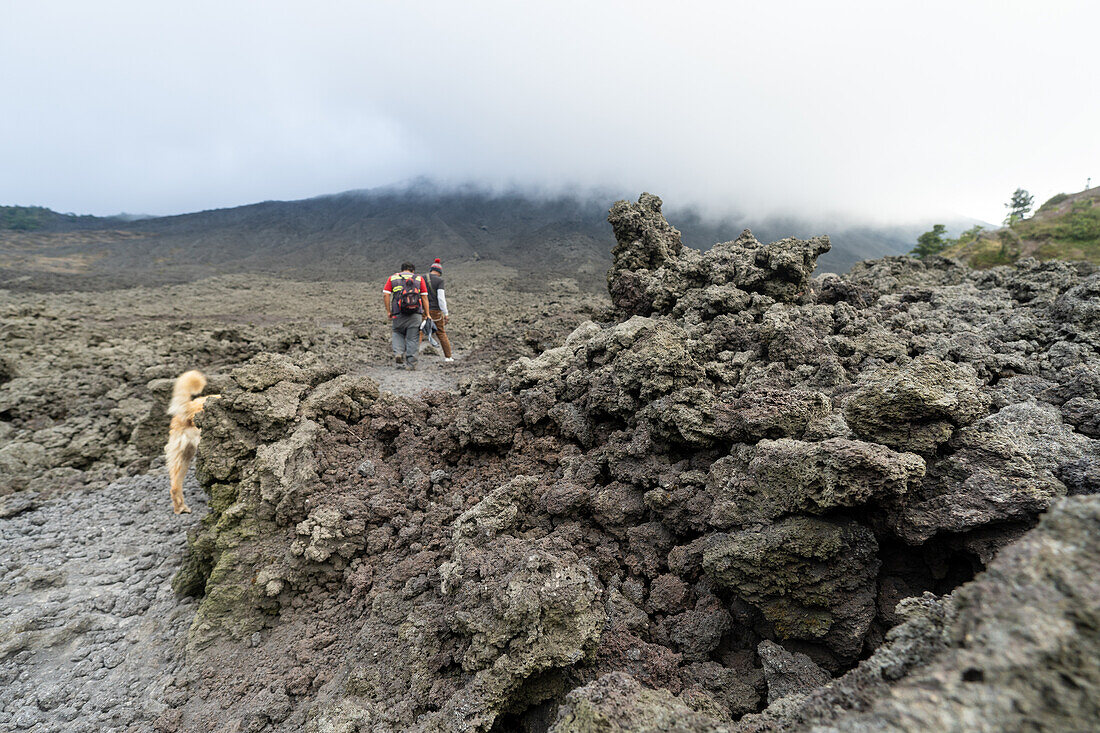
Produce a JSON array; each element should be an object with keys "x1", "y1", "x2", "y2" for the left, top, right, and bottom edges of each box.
[
  {"x1": 0, "y1": 473, "x2": 206, "y2": 732},
  {"x1": 2, "y1": 196, "x2": 1100, "y2": 732}
]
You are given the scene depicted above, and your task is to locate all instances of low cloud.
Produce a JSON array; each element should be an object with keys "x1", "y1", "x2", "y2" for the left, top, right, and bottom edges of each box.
[{"x1": 1, "y1": 1, "x2": 1096, "y2": 223}]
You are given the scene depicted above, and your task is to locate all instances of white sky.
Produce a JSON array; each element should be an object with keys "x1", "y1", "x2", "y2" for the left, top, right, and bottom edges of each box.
[{"x1": 1, "y1": 1, "x2": 1097, "y2": 224}]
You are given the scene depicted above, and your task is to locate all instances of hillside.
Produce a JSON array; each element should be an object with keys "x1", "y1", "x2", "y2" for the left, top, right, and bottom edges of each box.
[
  {"x1": 943, "y1": 186, "x2": 1100, "y2": 267},
  {"x1": 1, "y1": 184, "x2": 958, "y2": 292}
]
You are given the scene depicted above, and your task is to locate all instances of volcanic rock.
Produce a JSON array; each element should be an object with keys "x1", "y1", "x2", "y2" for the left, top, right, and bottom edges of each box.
[
  {"x1": 707, "y1": 437, "x2": 925, "y2": 526},
  {"x1": 737, "y1": 496, "x2": 1100, "y2": 731},
  {"x1": 551, "y1": 672, "x2": 728, "y2": 733},
  {"x1": 844, "y1": 354, "x2": 989, "y2": 454},
  {"x1": 702, "y1": 517, "x2": 880, "y2": 661},
  {"x1": 756, "y1": 640, "x2": 831, "y2": 705},
  {"x1": 607, "y1": 194, "x2": 828, "y2": 317}
]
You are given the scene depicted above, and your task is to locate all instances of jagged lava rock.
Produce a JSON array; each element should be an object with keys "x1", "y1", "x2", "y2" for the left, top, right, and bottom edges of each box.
[
  {"x1": 756, "y1": 640, "x2": 831, "y2": 705},
  {"x1": 737, "y1": 496, "x2": 1100, "y2": 731},
  {"x1": 551, "y1": 672, "x2": 730, "y2": 733},
  {"x1": 607, "y1": 193, "x2": 828, "y2": 317},
  {"x1": 702, "y1": 517, "x2": 880, "y2": 661},
  {"x1": 844, "y1": 354, "x2": 989, "y2": 454},
  {"x1": 707, "y1": 437, "x2": 925, "y2": 526}
]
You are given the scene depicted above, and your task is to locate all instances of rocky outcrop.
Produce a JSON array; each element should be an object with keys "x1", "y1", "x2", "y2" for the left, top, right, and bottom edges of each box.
[
  {"x1": 428, "y1": 477, "x2": 607, "y2": 730},
  {"x1": 551, "y1": 672, "x2": 729, "y2": 733},
  {"x1": 607, "y1": 194, "x2": 829, "y2": 317},
  {"x1": 703, "y1": 518, "x2": 879, "y2": 661},
  {"x1": 756, "y1": 641, "x2": 830, "y2": 705},
  {"x1": 173, "y1": 352, "x2": 378, "y2": 645},
  {"x1": 736, "y1": 495, "x2": 1100, "y2": 731},
  {"x1": 163, "y1": 195, "x2": 1100, "y2": 732},
  {"x1": 844, "y1": 354, "x2": 989, "y2": 454},
  {"x1": 887, "y1": 399, "x2": 1097, "y2": 543},
  {"x1": 706, "y1": 437, "x2": 924, "y2": 526}
]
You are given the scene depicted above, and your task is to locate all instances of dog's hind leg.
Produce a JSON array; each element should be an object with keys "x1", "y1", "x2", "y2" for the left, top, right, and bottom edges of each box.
[{"x1": 166, "y1": 440, "x2": 195, "y2": 514}]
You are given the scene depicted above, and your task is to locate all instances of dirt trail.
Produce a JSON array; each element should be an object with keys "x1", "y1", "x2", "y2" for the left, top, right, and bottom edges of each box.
[{"x1": 362, "y1": 349, "x2": 479, "y2": 397}]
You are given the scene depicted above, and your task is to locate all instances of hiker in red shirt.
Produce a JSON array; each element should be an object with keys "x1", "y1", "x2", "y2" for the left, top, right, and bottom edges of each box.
[{"x1": 382, "y1": 262, "x2": 431, "y2": 370}]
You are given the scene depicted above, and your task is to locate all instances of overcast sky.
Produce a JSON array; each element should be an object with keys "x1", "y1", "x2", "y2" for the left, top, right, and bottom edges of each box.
[{"x1": 1, "y1": 1, "x2": 1097, "y2": 224}]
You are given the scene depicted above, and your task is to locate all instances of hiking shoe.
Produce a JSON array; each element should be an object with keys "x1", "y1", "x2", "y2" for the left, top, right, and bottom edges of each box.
[
  {"x1": 395, "y1": 355, "x2": 405, "y2": 364},
  {"x1": 407, "y1": 362, "x2": 418, "y2": 371},
  {"x1": 444, "y1": 357, "x2": 454, "y2": 362}
]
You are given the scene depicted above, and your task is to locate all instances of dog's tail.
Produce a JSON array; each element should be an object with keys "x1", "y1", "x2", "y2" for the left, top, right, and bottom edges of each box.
[{"x1": 169, "y1": 370, "x2": 207, "y2": 416}]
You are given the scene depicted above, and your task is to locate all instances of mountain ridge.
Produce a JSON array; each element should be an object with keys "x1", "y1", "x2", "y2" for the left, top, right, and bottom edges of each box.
[{"x1": 0, "y1": 186, "x2": 983, "y2": 292}]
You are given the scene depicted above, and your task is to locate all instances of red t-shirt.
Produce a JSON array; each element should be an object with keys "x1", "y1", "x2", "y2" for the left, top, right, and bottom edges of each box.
[{"x1": 382, "y1": 272, "x2": 428, "y2": 294}]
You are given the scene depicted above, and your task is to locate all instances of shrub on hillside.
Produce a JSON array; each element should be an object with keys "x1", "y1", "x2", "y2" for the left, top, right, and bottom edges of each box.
[
  {"x1": 1039, "y1": 192, "x2": 1069, "y2": 212},
  {"x1": 1019, "y1": 200, "x2": 1100, "y2": 244},
  {"x1": 0, "y1": 206, "x2": 51, "y2": 231}
]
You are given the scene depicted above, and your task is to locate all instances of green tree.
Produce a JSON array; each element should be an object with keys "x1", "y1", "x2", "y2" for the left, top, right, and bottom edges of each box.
[
  {"x1": 1004, "y1": 188, "x2": 1034, "y2": 224},
  {"x1": 911, "y1": 224, "x2": 950, "y2": 257}
]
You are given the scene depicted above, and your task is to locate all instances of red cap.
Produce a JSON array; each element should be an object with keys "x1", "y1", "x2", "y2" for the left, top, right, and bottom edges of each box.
[{"x1": 434, "y1": 258, "x2": 441, "y2": 264}]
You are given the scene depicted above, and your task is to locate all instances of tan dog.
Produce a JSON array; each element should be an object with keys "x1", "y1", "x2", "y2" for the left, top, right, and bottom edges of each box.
[{"x1": 164, "y1": 370, "x2": 219, "y2": 514}]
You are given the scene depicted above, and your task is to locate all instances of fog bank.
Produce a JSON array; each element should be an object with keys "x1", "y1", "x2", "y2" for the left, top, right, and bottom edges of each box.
[{"x1": 1, "y1": 1, "x2": 1096, "y2": 223}]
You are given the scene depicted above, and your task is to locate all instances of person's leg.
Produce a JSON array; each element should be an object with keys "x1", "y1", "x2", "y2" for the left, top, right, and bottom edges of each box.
[
  {"x1": 404, "y1": 314, "x2": 422, "y2": 367},
  {"x1": 390, "y1": 319, "x2": 405, "y2": 364},
  {"x1": 430, "y1": 309, "x2": 452, "y2": 358}
]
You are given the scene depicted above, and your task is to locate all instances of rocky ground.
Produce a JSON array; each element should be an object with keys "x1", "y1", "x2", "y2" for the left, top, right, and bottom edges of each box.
[
  {"x1": 0, "y1": 261, "x2": 602, "y2": 497},
  {"x1": 2, "y1": 195, "x2": 1100, "y2": 732},
  {"x1": 0, "y1": 472, "x2": 206, "y2": 732}
]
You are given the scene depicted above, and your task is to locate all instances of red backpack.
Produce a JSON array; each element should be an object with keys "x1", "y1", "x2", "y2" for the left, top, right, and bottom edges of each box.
[{"x1": 391, "y1": 273, "x2": 423, "y2": 315}]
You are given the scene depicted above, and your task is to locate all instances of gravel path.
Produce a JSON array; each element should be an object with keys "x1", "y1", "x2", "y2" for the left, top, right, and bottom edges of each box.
[
  {"x1": 363, "y1": 349, "x2": 480, "y2": 397},
  {"x1": 0, "y1": 471, "x2": 206, "y2": 732}
]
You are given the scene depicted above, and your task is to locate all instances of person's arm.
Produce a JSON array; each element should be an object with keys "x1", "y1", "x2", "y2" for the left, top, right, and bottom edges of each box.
[
  {"x1": 420, "y1": 277, "x2": 430, "y2": 316},
  {"x1": 383, "y1": 292, "x2": 392, "y2": 318},
  {"x1": 436, "y1": 288, "x2": 449, "y2": 321}
]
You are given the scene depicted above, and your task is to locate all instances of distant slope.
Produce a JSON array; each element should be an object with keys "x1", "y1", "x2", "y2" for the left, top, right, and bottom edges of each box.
[
  {"x1": 943, "y1": 187, "x2": 1100, "y2": 268},
  {"x1": 0, "y1": 205, "x2": 123, "y2": 232},
  {"x1": 1, "y1": 185, "x2": 958, "y2": 291}
]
